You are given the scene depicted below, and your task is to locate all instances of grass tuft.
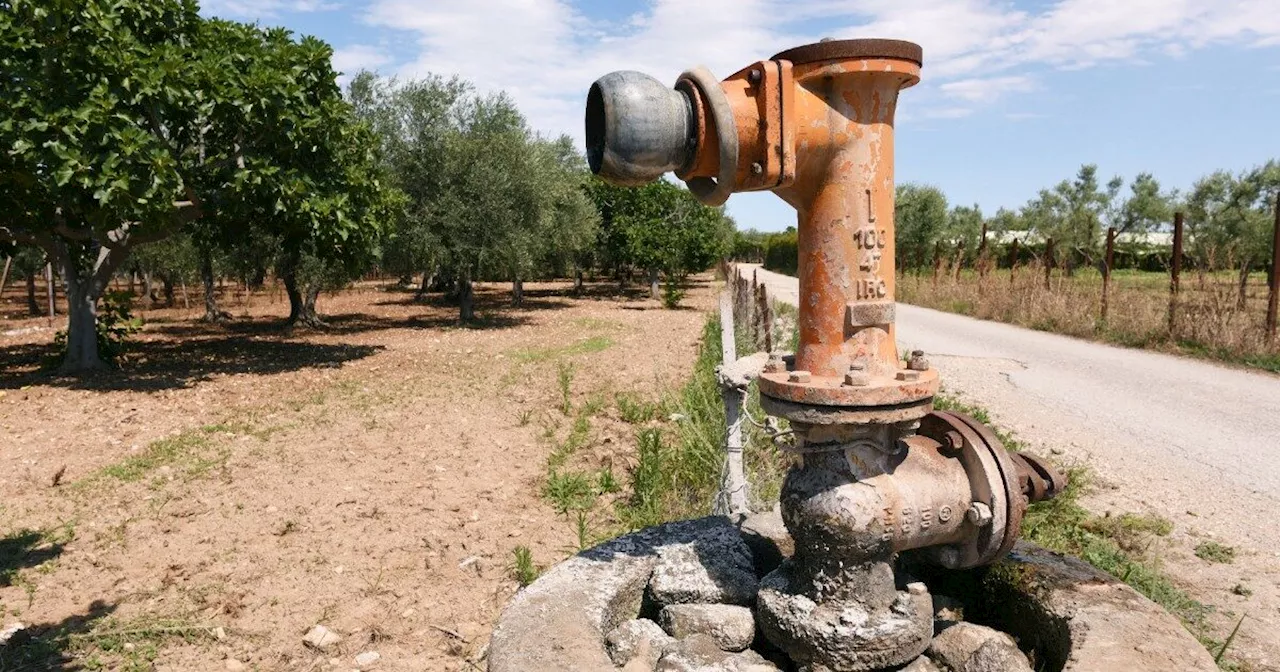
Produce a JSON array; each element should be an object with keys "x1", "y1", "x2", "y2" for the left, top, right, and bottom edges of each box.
[{"x1": 1195, "y1": 540, "x2": 1236, "y2": 564}]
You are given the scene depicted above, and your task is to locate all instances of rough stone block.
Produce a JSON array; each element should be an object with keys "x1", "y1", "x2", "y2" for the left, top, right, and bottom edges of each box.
[
  {"x1": 607, "y1": 618, "x2": 676, "y2": 668},
  {"x1": 928, "y1": 622, "x2": 1032, "y2": 672},
  {"x1": 655, "y1": 633, "x2": 780, "y2": 671},
  {"x1": 647, "y1": 524, "x2": 758, "y2": 607},
  {"x1": 659, "y1": 604, "x2": 755, "y2": 652}
]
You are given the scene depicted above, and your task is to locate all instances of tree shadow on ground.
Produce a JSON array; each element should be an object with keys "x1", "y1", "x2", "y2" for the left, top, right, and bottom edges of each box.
[
  {"x1": 1, "y1": 530, "x2": 67, "y2": 587},
  {"x1": 0, "y1": 336, "x2": 382, "y2": 392},
  {"x1": 0, "y1": 600, "x2": 117, "y2": 671}
]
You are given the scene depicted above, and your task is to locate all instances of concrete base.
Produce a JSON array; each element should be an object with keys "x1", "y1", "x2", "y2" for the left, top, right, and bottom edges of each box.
[{"x1": 488, "y1": 515, "x2": 1217, "y2": 672}]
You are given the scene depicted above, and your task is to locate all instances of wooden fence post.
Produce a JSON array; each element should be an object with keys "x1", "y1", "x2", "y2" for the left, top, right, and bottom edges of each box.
[
  {"x1": 977, "y1": 223, "x2": 989, "y2": 281},
  {"x1": 1266, "y1": 192, "x2": 1280, "y2": 342},
  {"x1": 932, "y1": 241, "x2": 942, "y2": 288},
  {"x1": 1009, "y1": 238, "x2": 1019, "y2": 286},
  {"x1": 1169, "y1": 212, "x2": 1184, "y2": 334},
  {"x1": 1101, "y1": 227, "x2": 1116, "y2": 322},
  {"x1": 1044, "y1": 237, "x2": 1055, "y2": 291},
  {"x1": 952, "y1": 241, "x2": 965, "y2": 283},
  {"x1": 756, "y1": 283, "x2": 772, "y2": 353}
]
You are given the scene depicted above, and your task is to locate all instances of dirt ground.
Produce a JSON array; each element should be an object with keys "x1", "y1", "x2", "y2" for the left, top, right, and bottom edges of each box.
[{"x1": 0, "y1": 278, "x2": 716, "y2": 670}]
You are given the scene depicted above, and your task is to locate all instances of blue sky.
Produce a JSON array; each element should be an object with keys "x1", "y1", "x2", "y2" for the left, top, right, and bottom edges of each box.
[{"x1": 203, "y1": 0, "x2": 1280, "y2": 233}]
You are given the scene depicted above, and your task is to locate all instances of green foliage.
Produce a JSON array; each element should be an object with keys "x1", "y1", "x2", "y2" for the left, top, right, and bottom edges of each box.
[
  {"x1": 557, "y1": 362, "x2": 575, "y2": 415},
  {"x1": 761, "y1": 228, "x2": 798, "y2": 276},
  {"x1": 587, "y1": 178, "x2": 733, "y2": 284},
  {"x1": 1, "y1": 0, "x2": 393, "y2": 368},
  {"x1": 661, "y1": 275, "x2": 687, "y2": 308},
  {"x1": 542, "y1": 470, "x2": 596, "y2": 515},
  {"x1": 509, "y1": 546, "x2": 539, "y2": 586},
  {"x1": 50, "y1": 291, "x2": 141, "y2": 367},
  {"x1": 1194, "y1": 541, "x2": 1236, "y2": 564},
  {"x1": 616, "y1": 393, "x2": 663, "y2": 424},
  {"x1": 896, "y1": 183, "x2": 949, "y2": 270}
]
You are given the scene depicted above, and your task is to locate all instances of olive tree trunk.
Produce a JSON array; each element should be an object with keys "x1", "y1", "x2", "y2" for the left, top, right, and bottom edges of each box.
[
  {"x1": 512, "y1": 276, "x2": 524, "y2": 307},
  {"x1": 200, "y1": 250, "x2": 231, "y2": 322},
  {"x1": 648, "y1": 267, "x2": 660, "y2": 300},
  {"x1": 459, "y1": 266, "x2": 475, "y2": 322},
  {"x1": 25, "y1": 273, "x2": 40, "y2": 315}
]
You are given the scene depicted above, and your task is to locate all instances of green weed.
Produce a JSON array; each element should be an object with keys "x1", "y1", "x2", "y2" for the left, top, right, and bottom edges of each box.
[
  {"x1": 509, "y1": 546, "x2": 539, "y2": 586},
  {"x1": 557, "y1": 362, "x2": 575, "y2": 415},
  {"x1": 1195, "y1": 541, "x2": 1236, "y2": 564}
]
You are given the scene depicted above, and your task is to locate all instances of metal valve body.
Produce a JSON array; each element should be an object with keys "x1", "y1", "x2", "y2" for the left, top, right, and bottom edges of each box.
[{"x1": 586, "y1": 38, "x2": 1064, "y2": 671}]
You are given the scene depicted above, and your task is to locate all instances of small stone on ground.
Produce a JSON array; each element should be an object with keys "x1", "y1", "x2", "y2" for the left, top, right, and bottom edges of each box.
[
  {"x1": 901, "y1": 655, "x2": 943, "y2": 672},
  {"x1": 354, "y1": 650, "x2": 381, "y2": 667},
  {"x1": 302, "y1": 624, "x2": 342, "y2": 651}
]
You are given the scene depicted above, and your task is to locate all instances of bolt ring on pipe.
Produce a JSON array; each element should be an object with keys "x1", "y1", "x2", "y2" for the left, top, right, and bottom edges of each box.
[{"x1": 676, "y1": 67, "x2": 738, "y2": 206}]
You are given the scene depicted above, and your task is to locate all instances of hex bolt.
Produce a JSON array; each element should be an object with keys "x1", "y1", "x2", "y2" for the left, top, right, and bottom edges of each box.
[
  {"x1": 967, "y1": 502, "x2": 993, "y2": 527},
  {"x1": 843, "y1": 362, "x2": 869, "y2": 387},
  {"x1": 751, "y1": 162, "x2": 764, "y2": 175},
  {"x1": 941, "y1": 430, "x2": 964, "y2": 454},
  {"x1": 748, "y1": 68, "x2": 763, "y2": 84},
  {"x1": 896, "y1": 369, "x2": 920, "y2": 382},
  {"x1": 907, "y1": 349, "x2": 930, "y2": 372},
  {"x1": 789, "y1": 370, "x2": 812, "y2": 383},
  {"x1": 765, "y1": 353, "x2": 786, "y2": 374}
]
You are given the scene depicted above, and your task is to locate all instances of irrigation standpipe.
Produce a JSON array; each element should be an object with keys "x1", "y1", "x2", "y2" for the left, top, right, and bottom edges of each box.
[{"x1": 585, "y1": 39, "x2": 1067, "y2": 671}]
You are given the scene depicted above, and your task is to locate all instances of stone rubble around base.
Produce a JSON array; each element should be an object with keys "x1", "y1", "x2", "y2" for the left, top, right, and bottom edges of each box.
[
  {"x1": 607, "y1": 618, "x2": 677, "y2": 668},
  {"x1": 659, "y1": 603, "x2": 756, "y2": 652},
  {"x1": 655, "y1": 633, "x2": 781, "y2": 672},
  {"x1": 927, "y1": 621, "x2": 1033, "y2": 672},
  {"x1": 647, "y1": 524, "x2": 759, "y2": 607},
  {"x1": 900, "y1": 654, "x2": 943, "y2": 672}
]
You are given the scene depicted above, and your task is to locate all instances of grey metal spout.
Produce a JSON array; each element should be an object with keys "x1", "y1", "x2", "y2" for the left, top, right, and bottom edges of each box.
[{"x1": 585, "y1": 71, "x2": 695, "y2": 185}]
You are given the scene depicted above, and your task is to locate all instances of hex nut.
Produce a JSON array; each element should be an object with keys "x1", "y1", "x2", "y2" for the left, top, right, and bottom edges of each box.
[
  {"x1": 896, "y1": 370, "x2": 921, "y2": 382},
  {"x1": 843, "y1": 370, "x2": 870, "y2": 387},
  {"x1": 764, "y1": 354, "x2": 786, "y2": 374},
  {"x1": 788, "y1": 370, "x2": 812, "y2": 383},
  {"x1": 967, "y1": 502, "x2": 993, "y2": 527},
  {"x1": 908, "y1": 349, "x2": 931, "y2": 372}
]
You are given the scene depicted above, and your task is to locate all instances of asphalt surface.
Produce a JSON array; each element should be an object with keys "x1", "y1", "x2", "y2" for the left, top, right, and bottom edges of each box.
[{"x1": 738, "y1": 264, "x2": 1280, "y2": 549}]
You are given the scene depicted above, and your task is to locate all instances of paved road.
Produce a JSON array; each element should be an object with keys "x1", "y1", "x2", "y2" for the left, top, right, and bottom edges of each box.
[{"x1": 737, "y1": 264, "x2": 1280, "y2": 550}]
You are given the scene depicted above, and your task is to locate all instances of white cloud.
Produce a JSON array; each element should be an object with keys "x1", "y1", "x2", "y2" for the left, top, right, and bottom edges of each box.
[
  {"x1": 202, "y1": 0, "x2": 339, "y2": 18},
  {"x1": 332, "y1": 44, "x2": 392, "y2": 76},
  {"x1": 358, "y1": 0, "x2": 1280, "y2": 139},
  {"x1": 940, "y1": 75, "x2": 1036, "y2": 102}
]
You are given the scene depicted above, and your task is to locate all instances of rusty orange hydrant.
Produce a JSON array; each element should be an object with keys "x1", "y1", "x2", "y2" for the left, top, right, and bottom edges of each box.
[{"x1": 587, "y1": 39, "x2": 1063, "y2": 671}]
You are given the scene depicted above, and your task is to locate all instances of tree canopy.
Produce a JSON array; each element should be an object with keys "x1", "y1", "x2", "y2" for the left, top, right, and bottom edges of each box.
[{"x1": 0, "y1": 0, "x2": 392, "y2": 369}]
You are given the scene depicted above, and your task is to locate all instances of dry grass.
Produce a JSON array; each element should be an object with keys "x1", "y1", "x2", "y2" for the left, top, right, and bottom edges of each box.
[{"x1": 898, "y1": 263, "x2": 1280, "y2": 372}]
